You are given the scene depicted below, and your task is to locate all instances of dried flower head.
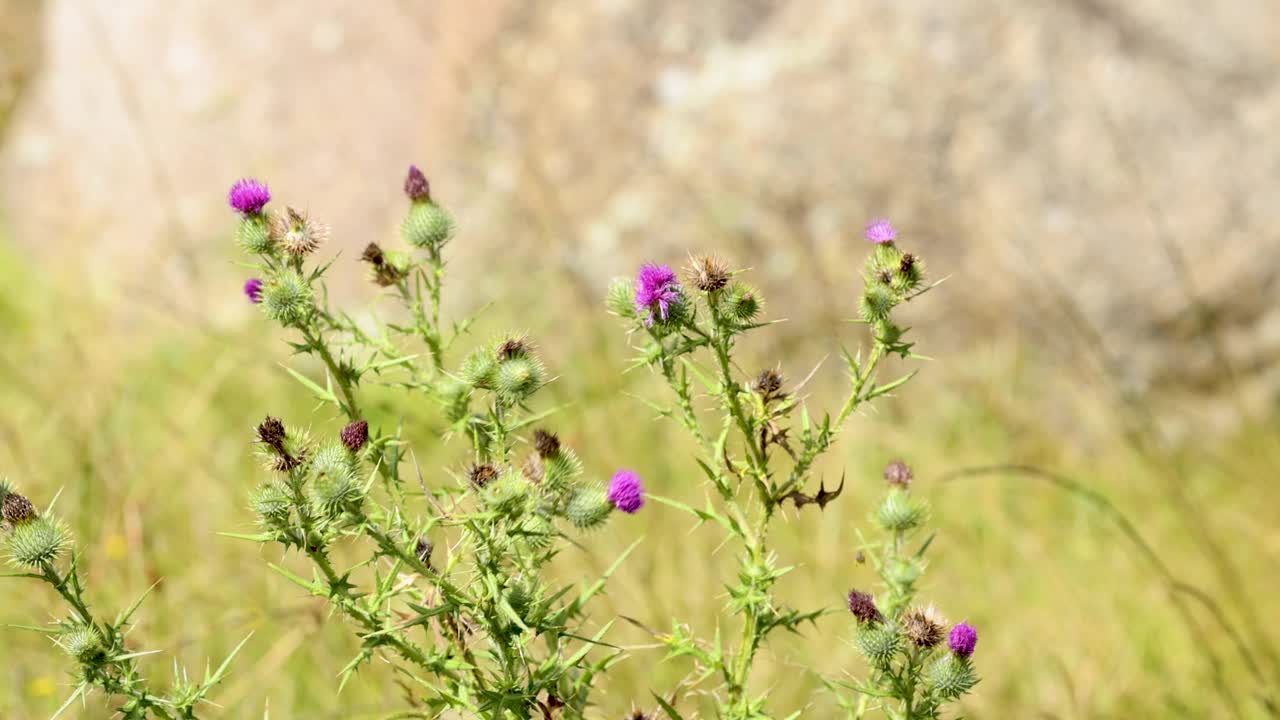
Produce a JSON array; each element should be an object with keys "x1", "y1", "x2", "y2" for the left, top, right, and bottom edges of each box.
[
  {"x1": 228, "y1": 178, "x2": 271, "y2": 215},
  {"x1": 846, "y1": 588, "x2": 883, "y2": 625},
  {"x1": 270, "y1": 207, "x2": 329, "y2": 257},
  {"x1": 949, "y1": 622, "x2": 978, "y2": 657},
  {"x1": 751, "y1": 368, "x2": 786, "y2": 402},
  {"x1": 884, "y1": 460, "x2": 913, "y2": 488},
  {"x1": 256, "y1": 417, "x2": 287, "y2": 451},
  {"x1": 468, "y1": 463, "x2": 499, "y2": 489},
  {"x1": 865, "y1": 218, "x2": 897, "y2": 244},
  {"x1": 341, "y1": 420, "x2": 369, "y2": 452},
  {"x1": 634, "y1": 264, "x2": 683, "y2": 326},
  {"x1": 608, "y1": 469, "x2": 645, "y2": 514},
  {"x1": 244, "y1": 278, "x2": 264, "y2": 304},
  {"x1": 899, "y1": 253, "x2": 917, "y2": 274},
  {"x1": 522, "y1": 453, "x2": 545, "y2": 484},
  {"x1": 904, "y1": 605, "x2": 948, "y2": 648},
  {"x1": 533, "y1": 429, "x2": 561, "y2": 458},
  {"x1": 497, "y1": 336, "x2": 531, "y2": 361},
  {"x1": 361, "y1": 242, "x2": 385, "y2": 266},
  {"x1": 404, "y1": 165, "x2": 431, "y2": 202},
  {"x1": 684, "y1": 254, "x2": 730, "y2": 293},
  {"x1": 2, "y1": 493, "x2": 37, "y2": 525},
  {"x1": 415, "y1": 537, "x2": 434, "y2": 567},
  {"x1": 877, "y1": 269, "x2": 894, "y2": 284}
]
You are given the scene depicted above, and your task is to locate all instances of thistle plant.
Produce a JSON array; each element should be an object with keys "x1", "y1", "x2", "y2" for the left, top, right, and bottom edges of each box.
[
  {"x1": 1, "y1": 479, "x2": 245, "y2": 718},
  {"x1": 607, "y1": 219, "x2": 947, "y2": 718},
  {"x1": 229, "y1": 169, "x2": 639, "y2": 718},
  {"x1": 834, "y1": 461, "x2": 980, "y2": 719}
]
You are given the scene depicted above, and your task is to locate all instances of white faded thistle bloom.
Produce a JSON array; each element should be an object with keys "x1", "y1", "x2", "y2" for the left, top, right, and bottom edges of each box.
[{"x1": 270, "y1": 207, "x2": 328, "y2": 257}]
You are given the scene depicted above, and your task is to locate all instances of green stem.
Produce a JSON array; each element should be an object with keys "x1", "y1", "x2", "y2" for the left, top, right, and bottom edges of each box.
[{"x1": 836, "y1": 343, "x2": 884, "y2": 426}]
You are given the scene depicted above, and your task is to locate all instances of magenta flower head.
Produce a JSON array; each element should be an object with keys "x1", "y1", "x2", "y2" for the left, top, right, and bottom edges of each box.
[
  {"x1": 228, "y1": 178, "x2": 271, "y2": 216},
  {"x1": 404, "y1": 165, "x2": 431, "y2": 202},
  {"x1": 608, "y1": 469, "x2": 645, "y2": 513},
  {"x1": 244, "y1": 278, "x2": 264, "y2": 304},
  {"x1": 633, "y1": 264, "x2": 683, "y2": 326},
  {"x1": 865, "y1": 218, "x2": 897, "y2": 244},
  {"x1": 948, "y1": 622, "x2": 978, "y2": 657}
]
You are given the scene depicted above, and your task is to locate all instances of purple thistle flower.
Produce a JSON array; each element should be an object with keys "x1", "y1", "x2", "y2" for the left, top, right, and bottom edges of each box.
[
  {"x1": 404, "y1": 165, "x2": 431, "y2": 202},
  {"x1": 865, "y1": 218, "x2": 897, "y2": 244},
  {"x1": 244, "y1": 278, "x2": 264, "y2": 304},
  {"x1": 948, "y1": 622, "x2": 978, "y2": 657},
  {"x1": 633, "y1": 264, "x2": 683, "y2": 326},
  {"x1": 847, "y1": 589, "x2": 883, "y2": 624},
  {"x1": 608, "y1": 469, "x2": 645, "y2": 514},
  {"x1": 228, "y1": 178, "x2": 271, "y2": 215}
]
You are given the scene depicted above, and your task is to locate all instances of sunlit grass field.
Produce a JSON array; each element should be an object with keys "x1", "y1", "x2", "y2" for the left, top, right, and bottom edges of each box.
[{"x1": 2, "y1": 238, "x2": 1277, "y2": 719}]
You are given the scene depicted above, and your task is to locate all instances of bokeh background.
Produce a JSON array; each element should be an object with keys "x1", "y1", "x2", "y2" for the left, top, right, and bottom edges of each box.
[{"x1": 2, "y1": 1, "x2": 1278, "y2": 717}]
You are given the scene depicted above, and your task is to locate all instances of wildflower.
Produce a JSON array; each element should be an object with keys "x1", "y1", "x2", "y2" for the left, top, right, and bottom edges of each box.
[
  {"x1": 684, "y1": 254, "x2": 730, "y2": 293},
  {"x1": 2, "y1": 493, "x2": 37, "y2": 525},
  {"x1": 256, "y1": 417, "x2": 288, "y2": 451},
  {"x1": 244, "y1": 278, "x2": 264, "y2": 304},
  {"x1": 228, "y1": 178, "x2": 271, "y2": 215},
  {"x1": 340, "y1": 420, "x2": 369, "y2": 452},
  {"x1": 903, "y1": 605, "x2": 947, "y2": 649},
  {"x1": 634, "y1": 264, "x2": 683, "y2": 326},
  {"x1": 607, "y1": 469, "x2": 645, "y2": 514},
  {"x1": 404, "y1": 164, "x2": 431, "y2": 202},
  {"x1": 270, "y1": 207, "x2": 328, "y2": 257},
  {"x1": 468, "y1": 463, "x2": 499, "y2": 489},
  {"x1": 846, "y1": 588, "x2": 883, "y2": 624},
  {"x1": 884, "y1": 460, "x2": 913, "y2": 488},
  {"x1": 533, "y1": 429, "x2": 561, "y2": 458},
  {"x1": 865, "y1": 218, "x2": 896, "y2": 244},
  {"x1": 751, "y1": 368, "x2": 786, "y2": 403},
  {"x1": 948, "y1": 622, "x2": 978, "y2": 657},
  {"x1": 361, "y1": 242, "x2": 386, "y2": 265}
]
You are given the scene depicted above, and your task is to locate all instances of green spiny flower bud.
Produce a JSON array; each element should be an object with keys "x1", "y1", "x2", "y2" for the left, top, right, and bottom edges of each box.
[
  {"x1": 719, "y1": 282, "x2": 763, "y2": 325},
  {"x1": 7, "y1": 515, "x2": 69, "y2": 567},
  {"x1": 606, "y1": 278, "x2": 638, "y2": 319},
  {"x1": 460, "y1": 347, "x2": 498, "y2": 389},
  {"x1": 310, "y1": 444, "x2": 362, "y2": 518},
  {"x1": 856, "y1": 622, "x2": 902, "y2": 670},
  {"x1": 564, "y1": 485, "x2": 612, "y2": 530},
  {"x1": 875, "y1": 489, "x2": 930, "y2": 532},
  {"x1": 859, "y1": 284, "x2": 898, "y2": 323},
  {"x1": 505, "y1": 577, "x2": 536, "y2": 620},
  {"x1": 436, "y1": 378, "x2": 472, "y2": 424},
  {"x1": 495, "y1": 357, "x2": 545, "y2": 405},
  {"x1": 261, "y1": 270, "x2": 313, "y2": 327},
  {"x1": 541, "y1": 446, "x2": 583, "y2": 494},
  {"x1": 402, "y1": 201, "x2": 453, "y2": 251},
  {"x1": 237, "y1": 214, "x2": 274, "y2": 254},
  {"x1": 515, "y1": 513, "x2": 556, "y2": 550},
  {"x1": 483, "y1": 472, "x2": 531, "y2": 517},
  {"x1": 249, "y1": 481, "x2": 292, "y2": 529},
  {"x1": 61, "y1": 625, "x2": 106, "y2": 665},
  {"x1": 927, "y1": 653, "x2": 978, "y2": 699},
  {"x1": 865, "y1": 242, "x2": 904, "y2": 277}
]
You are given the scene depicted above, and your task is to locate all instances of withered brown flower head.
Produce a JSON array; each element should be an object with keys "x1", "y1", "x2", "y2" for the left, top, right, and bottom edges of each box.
[
  {"x1": 533, "y1": 429, "x2": 561, "y2": 458},
  {"x1": 751, "y1": 368, "x2": 786, "y2": 402},
  {"x1": 361, "y1": 242, "x2": 386, "y2": 266},
  {"x1": 522, "y1": 454, "x2": 545, "y2": 484},
  {"x1": 903, "y1": 605, "x2": 947, "y2": 648},
  {"x1": 270, "y1": 206, "x2": 328, "y2": 257},
  {"x1": 496, "y1": 337, "x2": 530, "y2": 361},
  {"x1": 899, "y1": 253, "x2": 917, "y2": 274},
  {"x1": 256, "y1": 416, "x2": 288, "y2": 450},
  {"x1": 684, "y1": 254, "x2": 731, "y2": 293},
  {"x1": 877, "y1": 269, "x2": 894, "y2": 284},
  {"x1": 415, "y1": 537, "x2": 434, "y2": 567},
  {"x1": 468, "y1": 463, "x2": 499, "y2": 489},
  {"x1": 2, "y1": 493, "x2": 37, "y2": 524},
  {"x1": 884, "y1": 460, "x2": 913, "y2": 488}
]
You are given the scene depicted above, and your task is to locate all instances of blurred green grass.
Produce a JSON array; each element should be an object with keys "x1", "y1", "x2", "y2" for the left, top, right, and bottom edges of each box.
[{"x1": 1, "y1": 238, "x2": 1277, "y2": 720}]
